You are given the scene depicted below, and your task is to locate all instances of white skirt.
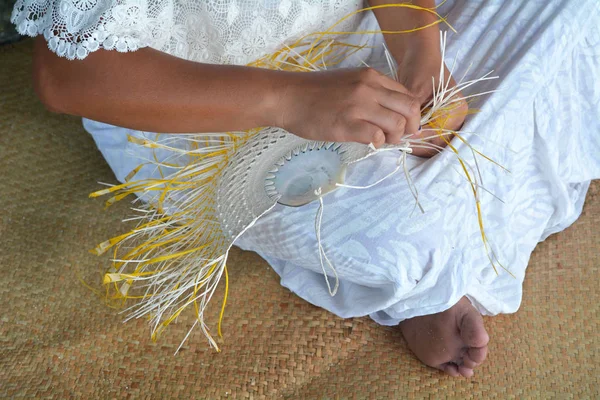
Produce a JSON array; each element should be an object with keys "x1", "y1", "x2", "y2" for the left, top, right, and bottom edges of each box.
[{"x1": 85, "y1": 0, "x2": 600, "y2": 325}]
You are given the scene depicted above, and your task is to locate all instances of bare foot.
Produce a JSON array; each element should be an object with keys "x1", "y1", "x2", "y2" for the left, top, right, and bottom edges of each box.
[{"x1": 399, "y1": 297, "x2": 489, "y2": 377}]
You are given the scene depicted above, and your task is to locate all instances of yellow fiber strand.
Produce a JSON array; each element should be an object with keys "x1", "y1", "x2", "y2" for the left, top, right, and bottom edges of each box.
[
  {"x1": 217, "y1": 264, "x2": 229, "y2": 339},
  {"x1": 429, "y1": 110, "x2": 511, "y2": 276},
  {"x1": 297, "y1": 3, "x2": 455, "y2": 52}
]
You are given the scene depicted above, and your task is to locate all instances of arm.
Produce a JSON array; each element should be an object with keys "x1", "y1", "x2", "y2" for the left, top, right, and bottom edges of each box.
[
  {"x1": 33, "y1": 37, "x2": 420, "y2": 145},
  {"x1": 370, "y1": 0, "x2": 441, "y2": 99},
  {"x1": 370, "y1": 0, "x2": 468, "y2": 156},
  {"x1": 33, "y1": 37, "x2": 285, "y2": 133}
]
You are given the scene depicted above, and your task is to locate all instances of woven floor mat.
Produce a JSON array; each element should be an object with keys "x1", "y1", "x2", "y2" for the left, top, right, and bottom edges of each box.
[{"x1": 1, "y1": 40, "x2": 598, "y2": 399}]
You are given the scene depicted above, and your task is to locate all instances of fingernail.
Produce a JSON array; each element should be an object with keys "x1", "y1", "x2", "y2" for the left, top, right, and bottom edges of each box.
[{"x1": 418, "y1": 125, "x2": 422, "y2": 131}]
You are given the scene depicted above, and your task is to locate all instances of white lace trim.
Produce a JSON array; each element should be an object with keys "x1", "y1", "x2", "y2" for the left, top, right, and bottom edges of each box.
[{"x1": 11, "y1": 0, "x2": 364, "y2": 64}]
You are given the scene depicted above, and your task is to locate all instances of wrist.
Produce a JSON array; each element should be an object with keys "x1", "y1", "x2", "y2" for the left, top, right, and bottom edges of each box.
[
  {"x1": 252, "y1": 70, "x2": 287, "y2": 128},
  {"x1": 389, "y1": 34, "x2": 442, "y2": 101},
  {"x1": 390, "y1": 27, "x2": 441, "y2": 66},
  {"x1": 260, "y1": 71, "x2": 305, "y2": 130},
  {"x1": 372, "y1": 0, "x2": 441, "y2": 60}
]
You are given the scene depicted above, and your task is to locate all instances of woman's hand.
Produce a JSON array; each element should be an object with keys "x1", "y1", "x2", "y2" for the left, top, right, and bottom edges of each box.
[
  {"x1": 370, "y1": 0, "x2": 468, "y2": 157},
  {"x1": 397, "y1": 49, "x2": 468, "y2": 157},
  {"x1": 278, "y1": 68, "x2": 421, "y2": 147}
]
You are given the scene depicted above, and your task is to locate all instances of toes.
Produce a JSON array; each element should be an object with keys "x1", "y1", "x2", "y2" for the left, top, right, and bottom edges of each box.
[
  {"x1": 459, "y1": 309, "x2": 490, "y2": 348},
  {"x1": 442, "y1": 363, "x2": 461, "y2": 377},
  {"x1": 458, "y1": 366, "x2": 474, "y2": 378},
  {"x1": 468, "y1": 346, "x2": 488, "y2": 364},
  {"x1": 462, "y1": 356, "x2": 478, "y2": 369},
  {"x1": 442, "y1": 363, "x2": 473, "y2": 378}
]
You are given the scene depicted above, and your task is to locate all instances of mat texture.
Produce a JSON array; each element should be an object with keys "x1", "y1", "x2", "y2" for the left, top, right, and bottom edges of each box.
[{"x1": 1, "y1": 40, "x2": 598, "y2": 399}]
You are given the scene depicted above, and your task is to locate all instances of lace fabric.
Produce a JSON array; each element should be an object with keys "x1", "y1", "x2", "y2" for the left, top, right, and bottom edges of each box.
[{"x1": 11, "y1": 0, "x2": 363, "y2": 63}]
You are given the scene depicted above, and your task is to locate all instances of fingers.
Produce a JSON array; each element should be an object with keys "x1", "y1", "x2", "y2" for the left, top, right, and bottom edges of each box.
[
  {"x1": 359, "y1": 69, "x2": 421, "y2": 141},
  {"x1": 343, "y1": 120, "x2": 386, "y2": 148},
  {"x1": 353, "y1": 93, "x2": 420, "y2": 144},
  {"x1": 361, "y1": 105, "x2": 409, "y2": 145},
  {"x1": 375, "y1": 70, "x2": 412, "y2": 96},
  {"x1": 375, "y1": 89, "x2": 421, "y2": 137}
]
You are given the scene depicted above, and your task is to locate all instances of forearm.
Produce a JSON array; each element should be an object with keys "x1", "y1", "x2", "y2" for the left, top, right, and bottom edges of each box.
[
  {"x1": 33, "y1": 37, "x2": 288, "y2": 133},
  {"x1": 370, "y1": 1, "x2": 464, "y2": 158},
  {"x1": 369, "y1": 0, "x2": 440, "y2": 62}
]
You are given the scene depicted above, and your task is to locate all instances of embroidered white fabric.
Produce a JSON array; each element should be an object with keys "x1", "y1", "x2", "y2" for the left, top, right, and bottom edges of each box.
[{"x1": 11, "y1": 0, "x2": 362, "y2": 63}]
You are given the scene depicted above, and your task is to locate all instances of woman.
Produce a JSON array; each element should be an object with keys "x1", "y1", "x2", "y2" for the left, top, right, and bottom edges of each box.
[{"x1": 15, "y1": 0, "x2": 600, "y2": 377}]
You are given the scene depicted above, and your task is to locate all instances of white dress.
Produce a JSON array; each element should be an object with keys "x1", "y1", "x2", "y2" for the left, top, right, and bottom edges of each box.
[{"x1": 14, "y1": 0, "x2": 600, "y2": 324}]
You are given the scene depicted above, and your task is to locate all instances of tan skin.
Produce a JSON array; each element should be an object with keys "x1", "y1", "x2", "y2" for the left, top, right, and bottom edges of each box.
[
  {"x1": 371, "y1": 0, "x2": 468, "y2": 156},
  {"x1": 34, "y1": 0, "x2": 482, "y2": 377},
  {"x1": 33, "y1": 39, "x2": 421, "y2": 147}
]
